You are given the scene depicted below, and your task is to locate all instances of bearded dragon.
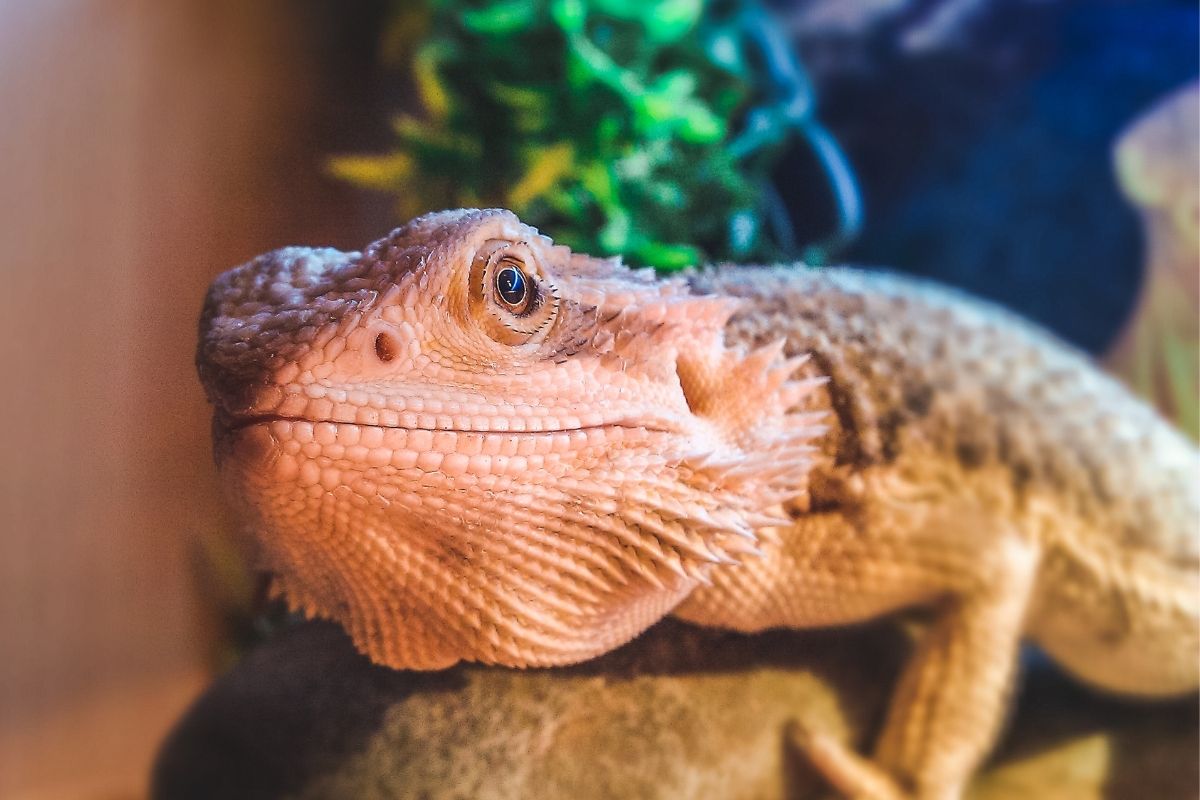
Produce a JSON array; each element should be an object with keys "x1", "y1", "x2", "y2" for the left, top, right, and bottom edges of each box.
[{"x1": 196, "y1": 208, "x2": 1199, "y2": 800}]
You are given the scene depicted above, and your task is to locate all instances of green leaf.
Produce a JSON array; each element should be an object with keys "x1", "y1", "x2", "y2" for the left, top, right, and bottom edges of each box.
[
  {"x1": 461, "y1": 0, "x2": 538, "y2": 34},
  {"x1": 490, "y1": 81, "x2": 554, "y2": 133},
  {"x1": 677, "y1": 99, "x2": 724, "y2": 142},
  {"x1": 642, "y1": 0, "x2": 702, "y2": 43},
  {"x1": 390, "y1": 116, "x2": 481, "y2": 159},
  {"x1": 589, "y1": 0, "x2": 644, "y2": 20},
  {"x1": 509, "y1": 143, "x2": 576, "y2": 208},
  {"x1": 599, "y1": 208, "x2": 632, "y2": 252},
  {"x1": 329, "y1": 0, "x2": 831, "y2": 274},
  {"x1": 413, "y1": 41, "x2": 454, "y2": 119},
  {"x1": 655, "y1": 70, "x2": 696, "y2": 99},
  {"x1": 591, "y1": 0, "x2": 701, "y2": 42},
  {"x1": 326, "y1": 153, "x2": 413, "y2": 191},
  {"x1": 596, "y1": 114, "x2": 622, "y2": 147},
  {"x1": 550, "y1": 0, "x2": 586, "y2": 33},
  {"x1": 634, "y1": 92, "x2": 676, "y2": 126},
  {"x1": 635, "y1": 240, "x2": 700, "y2": 270},
  {"x1": 614, "y1": 149, "x2": 652, "y2": 180},
  {"x1": 580, "y1": 162, "x2": 618, "y2": 207},
  {"x1": 705, "y1": 30, "x2": 744, "y2": 72},
  {"x1": 643, "y1": 180, "x2": 684, "y2": 207}
]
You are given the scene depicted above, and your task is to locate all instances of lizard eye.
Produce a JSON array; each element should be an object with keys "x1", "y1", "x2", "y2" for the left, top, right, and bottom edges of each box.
[
  {"x1": 494, "y1": 260, "x2": 533, "y2": 314},
  {"x1": 470, "y1": 240, "x2": 558, "y2": 346}
]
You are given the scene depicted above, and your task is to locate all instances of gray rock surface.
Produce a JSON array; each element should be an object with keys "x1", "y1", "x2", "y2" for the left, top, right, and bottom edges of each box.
[{"x1": 152, "y1": 619, "x2": 1197, "y2": 800}]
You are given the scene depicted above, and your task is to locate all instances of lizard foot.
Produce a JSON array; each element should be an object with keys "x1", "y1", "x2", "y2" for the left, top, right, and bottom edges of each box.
[{"x1": 786, "y1": 719, "x2": 910, "y2": 800}]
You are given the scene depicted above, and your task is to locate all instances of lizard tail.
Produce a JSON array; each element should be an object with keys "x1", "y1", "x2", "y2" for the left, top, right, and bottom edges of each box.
[{"x1": 1028, "y1": 537, "x2": 1199, "y2": 698}]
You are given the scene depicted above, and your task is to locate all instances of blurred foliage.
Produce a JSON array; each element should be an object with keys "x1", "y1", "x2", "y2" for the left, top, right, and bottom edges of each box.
[
  {"x1": 1108, "y1": 83, "x2": 1199, "y2": 440},
  {"x1": 330, "y1": 0, "x2": 858, "y2": 270}
]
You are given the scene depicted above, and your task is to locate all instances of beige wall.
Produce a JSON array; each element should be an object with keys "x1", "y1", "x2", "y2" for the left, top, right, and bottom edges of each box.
[{"x1": 0, "y1": 2, "x2": 389, "y2": 796}]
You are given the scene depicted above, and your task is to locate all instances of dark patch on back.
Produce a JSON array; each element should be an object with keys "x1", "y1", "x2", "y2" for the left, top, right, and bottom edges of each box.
[
  {"x1": 903, "y1": 382, "x2": 934, "y2": 417},
  {"x1": 805, "y1": 349, "x2": 869, "y2": 469},
  {"x1": 955, "y1": 439, "x2": 989, "y2": 469},
  {"x1": 878, "y1": 408, "x2": 906, "y2": 462}
]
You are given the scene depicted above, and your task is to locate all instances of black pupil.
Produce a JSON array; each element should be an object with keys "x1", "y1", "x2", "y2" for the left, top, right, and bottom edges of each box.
[{"x1": 496, "y1": 264, "x2": 528, "y2": 308}]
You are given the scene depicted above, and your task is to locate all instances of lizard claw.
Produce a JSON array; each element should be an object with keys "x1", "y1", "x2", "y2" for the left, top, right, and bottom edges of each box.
[{"x1": 785, "y1": 718, "x2": 911, "y2": 800}]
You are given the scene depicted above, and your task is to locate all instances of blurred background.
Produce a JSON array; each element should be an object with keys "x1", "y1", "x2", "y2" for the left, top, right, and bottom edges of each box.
[{"x1": 0, "y1": 1, "x2": 1195, "y2": 798}]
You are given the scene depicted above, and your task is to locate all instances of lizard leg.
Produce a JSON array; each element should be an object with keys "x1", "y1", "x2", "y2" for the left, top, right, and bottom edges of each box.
[
  {"x1": 791, "y1": 533, "x2": 1041, "y2": 800},
  {"x1": 678, "y1": 502, "x2": 1042, "y2": 800}
]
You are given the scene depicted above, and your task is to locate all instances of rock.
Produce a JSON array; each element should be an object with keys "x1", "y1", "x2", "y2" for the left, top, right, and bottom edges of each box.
[{"x1": 152, "y1": 619, "x2": 1196, "y2": 800}]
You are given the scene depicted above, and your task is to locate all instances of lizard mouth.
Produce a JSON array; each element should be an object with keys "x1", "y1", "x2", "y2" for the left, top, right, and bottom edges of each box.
[
  {"x1": 217, "y1": 411, "x2": 669, "y2": 436},
  {"x1": 222, "y1": 413, "x2": 295, "y2": 432}
]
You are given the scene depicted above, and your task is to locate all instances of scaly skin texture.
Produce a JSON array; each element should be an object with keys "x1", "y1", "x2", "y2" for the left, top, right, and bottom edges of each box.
[{"x1": 197, "y1": 209, "x2": 1199, "y2": 800}]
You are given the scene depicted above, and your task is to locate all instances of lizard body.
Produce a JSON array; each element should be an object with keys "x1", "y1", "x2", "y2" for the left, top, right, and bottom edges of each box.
[{"x1": 197, "y1": 209, "x2": 1199, "y2": 800}]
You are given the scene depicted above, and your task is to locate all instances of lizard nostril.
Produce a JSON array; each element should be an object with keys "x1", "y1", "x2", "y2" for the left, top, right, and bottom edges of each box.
[{"x1": 374, "y1": 332, "x2": 397, "y2": 363}]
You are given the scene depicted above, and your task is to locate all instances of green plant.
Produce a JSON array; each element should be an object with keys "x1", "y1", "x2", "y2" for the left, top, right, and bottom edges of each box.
[{"x1": 332, "y1": 0, "x2": 857, "y2": 270}]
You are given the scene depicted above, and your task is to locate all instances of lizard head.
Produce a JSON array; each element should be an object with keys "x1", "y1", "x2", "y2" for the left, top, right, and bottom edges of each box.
[{"x1": 197, "y1": 208, "x2": 821, "y2": 669}]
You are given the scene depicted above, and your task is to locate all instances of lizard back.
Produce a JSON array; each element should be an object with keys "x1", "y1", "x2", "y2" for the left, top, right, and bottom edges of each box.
[{"x1": 693, "y1": 265, "x2": 1199, "y2": 571}]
